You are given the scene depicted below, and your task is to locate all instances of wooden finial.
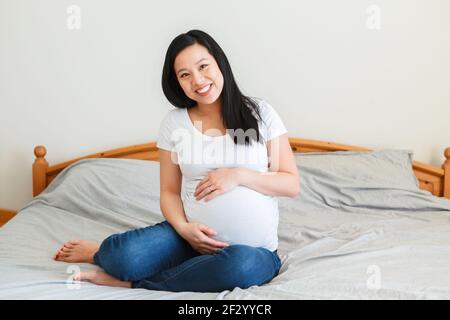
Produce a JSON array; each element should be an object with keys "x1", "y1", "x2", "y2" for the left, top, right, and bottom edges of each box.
[
  {"x1": 33, "y1": 145, "x2": 49, "y2": 197},
  {"x1": 445, "y1": 147, "x2": 450, "y2": 160},
  {"x1": 34, "y1": 145, "x2": 47, "y2": 158},
  {"x1": 443, "y1": 147, "x2": 450, "y2": 199}
]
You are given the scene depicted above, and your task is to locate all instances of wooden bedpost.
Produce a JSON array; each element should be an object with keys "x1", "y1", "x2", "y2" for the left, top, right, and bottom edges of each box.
[
  {"x1": 443, "y1": 147, "x2": 450, "y2": 199},
  {"x1": 33, "y1": 145, "x2": 49, "y2": 197}
]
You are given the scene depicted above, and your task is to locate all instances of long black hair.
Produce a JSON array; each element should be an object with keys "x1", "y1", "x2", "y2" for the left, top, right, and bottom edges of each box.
[{"x1": 161, "y1": 29, "x2": 262, "y2": 145}]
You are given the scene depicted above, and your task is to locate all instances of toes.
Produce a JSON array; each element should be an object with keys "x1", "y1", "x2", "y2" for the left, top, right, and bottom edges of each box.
[
  {"x1": 76, "y1": 271, "x2": 88, "y2": 282},
  {"x1": 80, "y1": 270, "x2": 97, "y2": 282},
  {"x1": 54, "y1": 240, "x2": 77, "y2": 260},
  {"x1": 58, "y1": 252, "x2": 68, "y2": 258},
  {"x1": 57, "y1": 252, "x2": 71, "y2": 261},
  {"x1": 54, "y1": 246, "x2": 64, "y2": 260}
]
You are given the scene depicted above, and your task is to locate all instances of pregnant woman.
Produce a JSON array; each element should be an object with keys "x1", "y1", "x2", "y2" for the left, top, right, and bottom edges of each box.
[{"x1": 53, "y1": 30, "x2": 300, "y2": 292}]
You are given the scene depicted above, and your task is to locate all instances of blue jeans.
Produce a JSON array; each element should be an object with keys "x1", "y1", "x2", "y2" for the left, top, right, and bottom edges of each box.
[{"x1": 93, "y1": 220, "x2": 281, "y2": 292}]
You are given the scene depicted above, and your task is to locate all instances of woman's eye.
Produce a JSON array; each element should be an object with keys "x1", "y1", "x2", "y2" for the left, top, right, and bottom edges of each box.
[
  {"x1": 180, "y1": 73, "x2": 188, "y2": 78},
  {"x1": 200, "y1": 64, "x2": 208, "y2": 70}
]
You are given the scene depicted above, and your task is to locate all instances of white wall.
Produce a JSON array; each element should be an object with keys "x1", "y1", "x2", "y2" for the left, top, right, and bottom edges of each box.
[{"x1": 1, "y1": 0, "x2": 449, "y2": 211}]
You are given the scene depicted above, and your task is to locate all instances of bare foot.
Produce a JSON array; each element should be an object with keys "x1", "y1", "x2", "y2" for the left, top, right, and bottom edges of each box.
[
  {"x1": 74, "y1": 269, "x2": 131, "y2": 288},
  {"x1": 54, "y1": 240, "x2": 100, "y2": 263}
]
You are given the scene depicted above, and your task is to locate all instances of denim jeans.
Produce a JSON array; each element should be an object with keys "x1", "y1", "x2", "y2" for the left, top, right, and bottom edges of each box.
[{"x1": 93, "y1": 220, "x2": 282, "y2": 292}]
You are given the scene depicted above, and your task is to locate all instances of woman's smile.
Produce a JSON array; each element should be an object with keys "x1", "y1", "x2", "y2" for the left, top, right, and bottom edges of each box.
[{"x1": 196, "y1": 83, "x2": 213, "y2": 96}]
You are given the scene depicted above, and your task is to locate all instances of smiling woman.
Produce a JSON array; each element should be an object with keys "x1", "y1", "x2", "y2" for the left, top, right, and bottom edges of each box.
[
  {"x1": 53, "y1": 29, "x2": 298, "y2": 293},
  {"x1": 174, "y1": 45, "x2": 224, "y2": 103}
]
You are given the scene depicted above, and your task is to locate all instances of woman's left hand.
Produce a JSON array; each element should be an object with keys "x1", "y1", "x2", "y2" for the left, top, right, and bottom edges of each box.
[{"x1": 194, "y1": 168, "x2": 241, "y2": 202}]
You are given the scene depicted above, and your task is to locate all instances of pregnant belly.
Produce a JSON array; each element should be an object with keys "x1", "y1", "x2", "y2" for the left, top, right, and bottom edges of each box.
[{"x1": 182, "y1": 186, "x2": 279, "y2": 249}]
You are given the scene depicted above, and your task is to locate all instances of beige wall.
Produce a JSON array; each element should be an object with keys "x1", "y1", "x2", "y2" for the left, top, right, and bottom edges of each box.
[{"x1": 1, "y1": 0, "x2": 449, "y2": 210}]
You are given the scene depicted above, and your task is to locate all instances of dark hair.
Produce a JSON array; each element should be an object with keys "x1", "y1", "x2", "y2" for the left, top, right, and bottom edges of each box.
[{"x1": 161, "y1": 29, "x2": 262, "y2": 145}]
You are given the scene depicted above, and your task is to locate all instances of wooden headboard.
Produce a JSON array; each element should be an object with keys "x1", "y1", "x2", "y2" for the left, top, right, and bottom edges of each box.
[{"x1": 32, "y1": 137, "x2": 450, "y2": 199}]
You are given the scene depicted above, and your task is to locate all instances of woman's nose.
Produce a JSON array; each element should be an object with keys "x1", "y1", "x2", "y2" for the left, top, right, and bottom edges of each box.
[{"x1": 191, "y1": 71, "x2": 205, "y2": 86}]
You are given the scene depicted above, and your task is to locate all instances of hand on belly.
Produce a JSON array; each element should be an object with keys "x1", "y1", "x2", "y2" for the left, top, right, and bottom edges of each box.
[{"x1": 193, "y1": 168, "x2": 241, "y2": 202}]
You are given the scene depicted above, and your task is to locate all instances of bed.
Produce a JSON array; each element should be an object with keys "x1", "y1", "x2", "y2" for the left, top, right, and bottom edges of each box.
[{"x1": 1, "y1": 137, "x2": 450, "y2": 299}]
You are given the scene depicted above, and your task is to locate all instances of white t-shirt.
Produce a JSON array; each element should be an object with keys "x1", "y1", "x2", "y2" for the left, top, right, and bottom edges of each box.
[{"x1": 157, "y1": 99, "x2": 287, "y2": 251}]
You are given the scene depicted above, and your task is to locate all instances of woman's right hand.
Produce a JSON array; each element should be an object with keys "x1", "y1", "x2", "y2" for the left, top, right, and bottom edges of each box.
[{"x1": 176, "y1": 222, "x2": 229, "y2": 255}]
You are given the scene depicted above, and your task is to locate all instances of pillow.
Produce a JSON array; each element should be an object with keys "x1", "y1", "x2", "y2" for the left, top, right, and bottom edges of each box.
[
  {"x1": 281, "y1": 149, "x2": 425, "y2": 211},
  {"x1": 26, "y1": 158, "x2": 164, "y2": 225},
  {"x1": 294, "y1": 149, "x2": 420, "y2": 191}
]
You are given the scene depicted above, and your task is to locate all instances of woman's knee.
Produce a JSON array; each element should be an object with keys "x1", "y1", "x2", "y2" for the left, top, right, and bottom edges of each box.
[{"x1": 217, "y1": 245, "x2": 278, "y2": 288}]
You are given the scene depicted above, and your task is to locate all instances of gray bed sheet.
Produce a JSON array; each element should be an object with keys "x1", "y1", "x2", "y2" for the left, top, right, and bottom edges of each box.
[{"x1": 1, "y1": 155, "x2": 450, "y2": 299}]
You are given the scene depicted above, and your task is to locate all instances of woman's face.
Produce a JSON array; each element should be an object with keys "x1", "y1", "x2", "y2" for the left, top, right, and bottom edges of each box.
[{"x1": 174, "y1": 43, "x2": 224, "y2": 105}]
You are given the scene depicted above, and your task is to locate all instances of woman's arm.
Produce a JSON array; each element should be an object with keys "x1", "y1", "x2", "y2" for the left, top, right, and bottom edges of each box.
[
  {"x1": 159, "y1": 150, "x2": 189, "y2": 231},
  {"x1": 238, "y1": 133, "x2": 300, "y2": 198}
]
